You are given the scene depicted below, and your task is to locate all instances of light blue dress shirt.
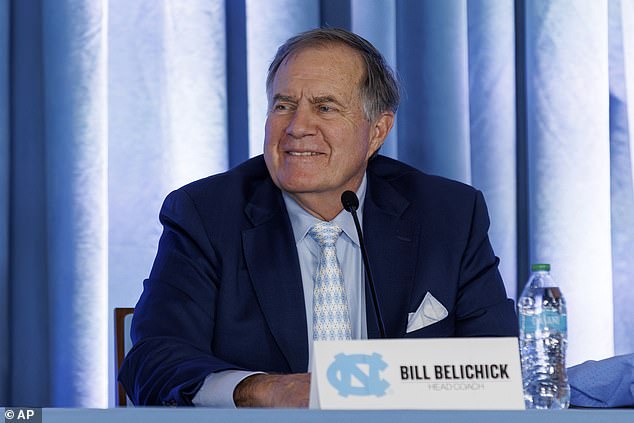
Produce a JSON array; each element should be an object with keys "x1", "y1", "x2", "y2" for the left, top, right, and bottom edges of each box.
[
  {"x1": 193, "y1": 176, "x2": 369, "y2": 407},
  {"x1": 282, "y1": 175, "x2": 368, "y2": 364}
]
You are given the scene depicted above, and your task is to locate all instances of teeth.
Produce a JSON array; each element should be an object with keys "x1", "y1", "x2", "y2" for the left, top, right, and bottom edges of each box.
[{"x1": 288, "y1": 152, "x2": 319, "y2": 156}]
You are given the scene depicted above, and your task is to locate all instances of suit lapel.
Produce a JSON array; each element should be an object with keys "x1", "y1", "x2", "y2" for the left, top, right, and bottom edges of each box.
[
  {"x1": 363, "y1": 171, "x2": 421, "y2": 338},
  {"x1": 241, "y1": 161, "x2": 420, "y2": 365},
  {"x1": 242, "y1": 180, "x2": 309, "y2": 373}
]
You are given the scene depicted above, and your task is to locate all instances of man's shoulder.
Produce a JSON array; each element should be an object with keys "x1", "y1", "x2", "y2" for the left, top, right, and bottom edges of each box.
[
  {"x1": 368, "y1": 155, "x2": 477, "y2": 200},
  {"x1": 160, "y1": 155, "x2": 275, "y2": 223},
  {"x1": 367, "y1": 157, "x2": 486, "y2": 239}
]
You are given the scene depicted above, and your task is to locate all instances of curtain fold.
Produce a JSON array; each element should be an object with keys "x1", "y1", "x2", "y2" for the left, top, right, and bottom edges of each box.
[
  {"x1": 9, "y1": 0, "x2": 51, "y2": 406},
  {"x1": 609, "y1": 0, "x2": 634, "y2": 357},
  {"x1": 525, "y1": 0, "x2": 613, "y2": 365},
  {"x1": 0, "y1": 0, "x2": 10, "y2": 405},
  {"x1": 107, "y1": 0, "x2": 230, "y2": 404},
  {"x1": 396, "y1": 0, "x2": 471, "y2": 184},
  {"x1": 41, "y1": 0, "x2": 109, "y2": 406},
  {"x1": 466, "y1": 0, "x2": 517, "y2": 298}
]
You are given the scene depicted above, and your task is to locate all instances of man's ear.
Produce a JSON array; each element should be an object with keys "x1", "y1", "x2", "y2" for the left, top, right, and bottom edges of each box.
[{"x1": 368, "y1": 112, "x2": 395, "y2": 156}]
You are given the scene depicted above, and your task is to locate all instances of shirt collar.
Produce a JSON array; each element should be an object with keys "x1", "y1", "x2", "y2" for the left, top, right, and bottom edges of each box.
[{"x1": 282, "y1": 174, "x2": 367, "y2": 247}]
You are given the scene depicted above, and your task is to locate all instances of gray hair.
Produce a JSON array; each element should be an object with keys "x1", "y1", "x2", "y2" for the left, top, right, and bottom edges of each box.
[{"x1": 266, "y1": 28, "x2": 400, "y2": 121}]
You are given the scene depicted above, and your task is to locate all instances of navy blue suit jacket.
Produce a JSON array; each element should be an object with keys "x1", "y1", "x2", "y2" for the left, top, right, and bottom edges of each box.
[{"x1": 118, "y1": 155, "x2": 518, "y2": 405}]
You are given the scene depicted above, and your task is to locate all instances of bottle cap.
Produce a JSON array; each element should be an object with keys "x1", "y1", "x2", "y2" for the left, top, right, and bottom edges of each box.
[{"x1": 531, "y1": 263, "x2": 551, "y2": 272}]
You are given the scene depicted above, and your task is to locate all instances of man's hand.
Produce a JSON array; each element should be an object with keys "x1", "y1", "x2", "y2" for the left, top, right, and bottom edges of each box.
[{"x1": 233, "y1": 373, "x2": 310, "y2": 408}]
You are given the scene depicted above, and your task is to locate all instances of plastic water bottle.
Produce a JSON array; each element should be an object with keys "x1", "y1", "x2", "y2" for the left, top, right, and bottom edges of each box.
[{"x1": 518, "y1": 263, "x2": 570, "y2": 409}]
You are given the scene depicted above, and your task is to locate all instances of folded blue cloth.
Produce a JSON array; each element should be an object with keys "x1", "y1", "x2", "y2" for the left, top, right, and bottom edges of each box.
[{"x1": 568, "y1": 353, "x2": 634, "y2": 407}]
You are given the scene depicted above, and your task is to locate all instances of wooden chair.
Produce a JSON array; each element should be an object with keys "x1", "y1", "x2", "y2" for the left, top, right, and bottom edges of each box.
[{"x1": 114, "y1": 307, "x2": 135, "y2": 406}]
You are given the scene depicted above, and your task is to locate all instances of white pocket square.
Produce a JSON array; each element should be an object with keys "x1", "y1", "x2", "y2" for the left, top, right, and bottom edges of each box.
[{"x1": 406, "y1": 292, "x2": 449, "y2": 333}]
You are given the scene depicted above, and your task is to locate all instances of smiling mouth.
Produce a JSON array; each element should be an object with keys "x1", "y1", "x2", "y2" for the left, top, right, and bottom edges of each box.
[{"x1": 286, "y1": 151, "x2": 323, "y2": 156}]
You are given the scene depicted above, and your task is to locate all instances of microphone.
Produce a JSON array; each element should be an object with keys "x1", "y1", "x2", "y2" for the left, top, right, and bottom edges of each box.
[
  {"x1": 341, "y1": 190, "x2": 386, "y2": 339},
  {"x1": 341, "y1": 190, "x2": 359, "y2": 213}
]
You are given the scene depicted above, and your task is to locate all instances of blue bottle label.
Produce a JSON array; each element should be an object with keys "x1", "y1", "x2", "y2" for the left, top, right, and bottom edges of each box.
[{"x1": 521, "y1": 311, "x2": 566, "y2": 333}]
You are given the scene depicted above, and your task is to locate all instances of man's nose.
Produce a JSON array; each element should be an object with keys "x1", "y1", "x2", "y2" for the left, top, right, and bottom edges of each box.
[{"x1": 285, "y1": 105, "x2": 317, "y2": 138}]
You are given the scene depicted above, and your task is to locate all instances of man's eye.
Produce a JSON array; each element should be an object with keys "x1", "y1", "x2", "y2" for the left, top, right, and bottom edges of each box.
[
  {"x1": 274, "y1": 104, "x2": 289, "y2": 111},
  {"x1": 318, "y1": 105, "x2": 333, "y2": 112}
]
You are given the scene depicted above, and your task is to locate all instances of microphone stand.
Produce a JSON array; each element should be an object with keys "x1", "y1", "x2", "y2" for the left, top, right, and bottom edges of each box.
[{"x1": 341, "y1": 190, "x2": 386, "y2": 339}]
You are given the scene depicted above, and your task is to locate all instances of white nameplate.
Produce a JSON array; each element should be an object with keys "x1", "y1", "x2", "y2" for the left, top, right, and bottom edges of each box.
[{"x1": 309, "y1": 337, "x2": 524, "y2": 410}]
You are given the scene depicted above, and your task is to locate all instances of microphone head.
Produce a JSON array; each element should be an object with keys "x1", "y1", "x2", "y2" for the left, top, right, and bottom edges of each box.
[{"x1": 341, "y1": 190, "x2": 359, "y2": 212}]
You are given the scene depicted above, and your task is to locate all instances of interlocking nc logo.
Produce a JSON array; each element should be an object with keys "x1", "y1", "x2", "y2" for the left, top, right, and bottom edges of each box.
[{"x1": 327, "y1": 352, "x2": 389, "y2": 397}]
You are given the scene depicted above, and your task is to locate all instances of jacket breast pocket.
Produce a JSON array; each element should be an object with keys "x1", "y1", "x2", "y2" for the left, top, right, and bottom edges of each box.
[{"x1": 404, "y1": 315, "x2": 455, "y2": 338}]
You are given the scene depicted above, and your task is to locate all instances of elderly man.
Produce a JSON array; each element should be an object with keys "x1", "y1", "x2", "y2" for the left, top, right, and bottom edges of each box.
[{"x1": 119, "y1": 28, "x2": 518, "y2": 407}]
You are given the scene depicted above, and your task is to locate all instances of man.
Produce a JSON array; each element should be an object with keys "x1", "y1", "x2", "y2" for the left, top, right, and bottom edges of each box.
[{"x1": 119, "y1": 28, "x2": 518, "y2": 407}]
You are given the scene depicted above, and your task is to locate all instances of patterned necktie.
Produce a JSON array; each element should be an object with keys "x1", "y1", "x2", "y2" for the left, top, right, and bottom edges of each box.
[{"x1": 308, "y1": 221, "x2": 352, "y2": 341}]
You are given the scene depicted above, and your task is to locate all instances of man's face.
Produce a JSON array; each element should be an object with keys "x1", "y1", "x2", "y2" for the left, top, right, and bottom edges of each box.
[{"x1": 264, "y1": 44, "x2": 385, "y2": 203}]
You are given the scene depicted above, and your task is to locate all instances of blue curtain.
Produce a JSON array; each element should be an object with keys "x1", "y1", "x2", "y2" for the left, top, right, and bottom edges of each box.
[
  {"x1": 3, "y1": 0, "x2": 109, "y2": 407},
  {"x1": 525, "y1": 0, "x2": 613, "y2": 365},
  {"x1": 1, "y1": 0, "x2": 633, "y2": 407},
  {"x1": 0, "y1": 0, "x2": 9, "y2": 407},
  {"x1": 608, "y1": 0, "x2": 634, "y2": 362}
]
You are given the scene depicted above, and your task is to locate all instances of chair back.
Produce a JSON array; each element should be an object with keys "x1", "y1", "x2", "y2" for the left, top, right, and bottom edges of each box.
[{"x1": 114, "y1": 307, "x2": 134, "y2": 406}]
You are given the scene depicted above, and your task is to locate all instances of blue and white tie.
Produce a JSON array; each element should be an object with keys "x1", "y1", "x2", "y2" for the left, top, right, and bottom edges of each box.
[{"x1": 308, "y1": 221, "x2": 352, "y2": 341}]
